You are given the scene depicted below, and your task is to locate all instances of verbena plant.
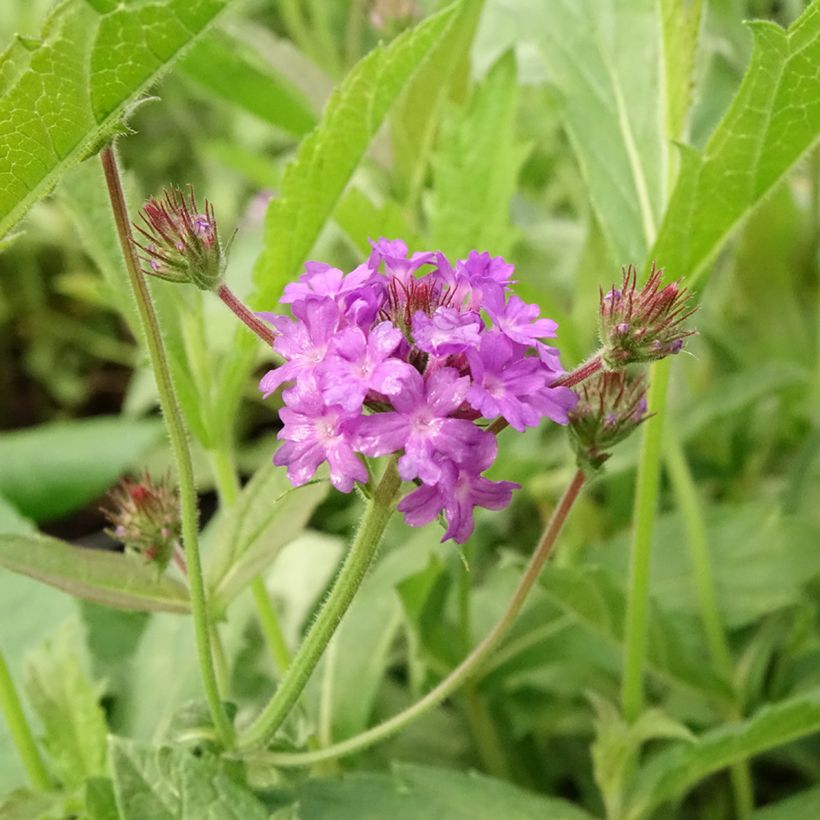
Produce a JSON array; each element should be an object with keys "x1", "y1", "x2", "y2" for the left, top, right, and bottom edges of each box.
[{"x1": 0, "y1": 1, "x2": 818, "y2": 819}]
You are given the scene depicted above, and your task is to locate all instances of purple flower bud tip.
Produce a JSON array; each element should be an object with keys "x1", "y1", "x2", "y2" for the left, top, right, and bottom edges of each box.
[{"x1": 260, "y1": 239, "x2": 575, "y2": 542}]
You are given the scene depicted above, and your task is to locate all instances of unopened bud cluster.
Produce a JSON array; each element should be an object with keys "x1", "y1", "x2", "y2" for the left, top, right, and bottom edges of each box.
[
  {"x1": 599, "y1": 264, "x2": 694, "y2": 368},
  {"x1": 102, "y1": 474, "x2": 181, "y2": 569},
  {"x1": 568, "y1": 371, "x2": 648, "y2": 470},
  {"x1": 135, "y1": 187, "x2": 222, "y2": 290}
]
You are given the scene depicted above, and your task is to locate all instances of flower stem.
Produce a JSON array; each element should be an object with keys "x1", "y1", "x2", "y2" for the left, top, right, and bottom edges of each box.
[
  {"x1": 254, "y1": 468, "x2": 586, "y2": 767},
  {"x1": 0, "y1": 649, "x2": 50, "y2": 790},
  {"x1": 621, "y1": 358, "x2": 670, "y2": 722},
  {"x1": 100, "y1": 146, "x2": 234, "y2": 747},
  {"x1": 216, "y1": 283, "x2": 276, "y2": 347},
  {"x1": 238, "y1": 458, "x2": 403, "y2": 750}
]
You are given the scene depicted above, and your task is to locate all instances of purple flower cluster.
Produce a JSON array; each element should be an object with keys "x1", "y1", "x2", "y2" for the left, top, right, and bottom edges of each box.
[{"x1": 260, "y1": 239, "x2": 576, "y2": 543}]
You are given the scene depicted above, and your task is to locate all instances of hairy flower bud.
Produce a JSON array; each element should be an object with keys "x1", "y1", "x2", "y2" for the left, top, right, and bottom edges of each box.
[
  {"x1": 568, "y1": 371, "x2": 649, "y2": 470},
  {"x1": 599, "y1": 264, "x2": 695, "y2": 368},
  {"x1": 134, "y1": 187, "x2": 222, "y2": 290},
  {"x1": 102, "y1": 473, "x2": 181, "y2": 569}
]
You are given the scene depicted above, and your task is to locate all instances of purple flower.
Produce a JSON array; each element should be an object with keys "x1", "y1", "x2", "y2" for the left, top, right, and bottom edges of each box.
[
  {"x1": 274, "y1": 382, "x2": 367, "y2": 492},
  {"x1": 356, "y1": 367, "x2": 495, "y2": 485},
  {"x1": 368, "y1": 237, "x2": 435, "y2": 284},
  {"x1": 398, "y1": 460, "x2": 519, "y2": 544},
  {"x1": 281, "y1": 261, "x2": 377, "y2": 307},
  {"x1": 483, "y1": 289, "x2": 558, "y2": 346},
  {"x1": 467, "y1": 333, "x2": 576, "y2": 430},
  {"x1": 412, "y1": 307, "x2": 481, "y2": 356},
  {"x1": 320, "y1": 322, "x2": 411, "y2": 411}
]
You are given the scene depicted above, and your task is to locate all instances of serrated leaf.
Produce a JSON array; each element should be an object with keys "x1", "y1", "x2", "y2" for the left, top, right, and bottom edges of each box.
[
  {"x1": 24, "y1": 622, "x2": 108, "y2": 789},
  {"x1": 651, "y1": 2, "x2": 820, "y2": 285},
  {"x1": 205, "y1": 462, "x2": 328, "y2": 610},
  {"x1": 252, "y1": 1, "x2": 462, "y2": 307},
  {"x1": 429, "y1": 50, "x2": 527, "y2": 259},
  {"x1": 0, "y1": 416, "x2": 162, "y2": 522},
  {"x1": 625, "y1": 686, "x2": 820, "y2": 820},
  {"x1": 0, "y1": 0, "x2": 234, "y2": 239},
  {"x1": 0, "y1": 533, "x2": 190, "y2": 613},
  {"x1": 109, "y1": 738, "x2": 268, "y2": 820},
  {"x1": 289, "y1": 761, "x2": 597, "y2": 820}
]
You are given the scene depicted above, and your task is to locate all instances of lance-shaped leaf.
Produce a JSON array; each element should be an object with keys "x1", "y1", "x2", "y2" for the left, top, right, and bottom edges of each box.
[
  {"x1": 0, "y1": 533, "x2": 190, "y2": 613},
  {"x1": 651, "y1": 2, "x2": 820, "y2": 286},
  {"x1": 205, "y1": 463, "x2": 328, "y2": 610},
  {"x1": 625, "y1": 686, "x2": 820, "y2": 819},
  {"x1": 252, "y1": 1, "x2": 462, "y2": 307},
  {"x1": 0, "y1": 0, "x2": 233, "y2": 239}
]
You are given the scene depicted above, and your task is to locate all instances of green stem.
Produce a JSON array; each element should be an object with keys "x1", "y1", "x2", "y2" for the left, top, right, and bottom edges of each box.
[
  {"x1": 621, "y1": 358, "x2": 670, "y2": 722},
  {"x1": 0, "y1": 649, "x2": 50, "y2": 790},
  {"x1": 664, "y1": 430, "x2": 755, "y2": 817},
  {"x1": 207, "y1": 446, "x2": 294, "y2": 677},
  {"x1": 100, "y1": 146, "x2": 234, "y2": 747},
  {"x1": 238, "y1": 458, "x2": 403, "y2": 750},
  {"x1": 255, "y1": 468, "x2": 586, "y2": 766}
]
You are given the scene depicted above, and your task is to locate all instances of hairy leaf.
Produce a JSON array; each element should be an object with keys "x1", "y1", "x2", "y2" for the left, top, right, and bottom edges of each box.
[
  {"x1": 0, "y1": 0, "x2": 233, "y2": 238},
  {"x1": 0, "y1": 533, "x2": 190, "y2": 613},
  {"x1": 252, "y1": 1, "x2": 462, "y2": 306},
  {"x1": 651, "y1": 2, "x2": 820, "y2": 285}
]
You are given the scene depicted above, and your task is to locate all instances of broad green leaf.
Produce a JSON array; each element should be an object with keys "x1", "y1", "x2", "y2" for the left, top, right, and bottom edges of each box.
[
  {"x1": 651, "y1": 2, "x2": 820, "y2": 285},
  {"x1": 86, "y1": 777, "x2": 120, "y2": 820},
  {"x1": 252, "y1": 1, "x2": 462, "y2": 306},
  {"x1": 429, "y1": 51, "x2": 528, "y2": 259},
  {"x1": 0, "y1": 789, "x2": 65, "y2": 820},
  {"x1": 285, "y1": 761, "x2": 597, "y2": 820},
  {"x1": 0, "y1": 416, "x2": 162, "y2": 522},
  {"x1": 0, "y1": 494, "x2": 34, "y2": 536},
  {"x1": 0, "y1": 533, "x2": 190, "y2": 613},
  {"x1": 0, "y1": 0, "x2": 234, "y2": 239},
  {"x1": 335, "y1": 186, "x2": 415, "y2": 256},
  {"x1": 478, "y1": 0, "x2": 667, "y2": 263},
  {"x1": 109, "y1": 738, "x2": 268, "y2": 820},
  {"x1": 24, "y1": 623, "x2": 108, "y2": 789},
  {"x1": 391, "y1": 0, "x2": 484, "y2": 207},
  {"x1": 205, "y1": 463, "x2": 328, "y2": 610},
  {"x1": 625, "y1": 686, "x2": 820, "y2": 820},
  {"x1": 179, "y1": 29, "x2": 316, "y2": 136}
]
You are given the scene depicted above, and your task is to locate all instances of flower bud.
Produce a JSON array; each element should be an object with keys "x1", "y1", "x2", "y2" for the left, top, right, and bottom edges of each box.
[
  {"x1": 599, "y1": 264, "x2": 695, "y2": 368},
  {"x1": 134, "y1": 187, "x2": 222, "y2": 290},
  {"x1": 102, "y1": 473, "x2": 180, "y2": 569},
  {"x1": 568, "y1": 371, "x2": 649, "y2": 470}
]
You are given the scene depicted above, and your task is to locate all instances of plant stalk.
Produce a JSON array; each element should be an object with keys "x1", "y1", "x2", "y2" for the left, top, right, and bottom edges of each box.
[
  {"x1": 256, "y1": 468, "x2": 586, "y2": 766},
  {"x1": 238, "y1": 457, "x2": 403, "y2": 750},
  {"x1": 216, "y1": 283, "x2": 276, "y2": 347},
  {"x1": 0, "y1": 649, "x2": 50, "y2": 790},
  {"x1": 100, "y1": 146, "x2": 234, "y2": 747}
]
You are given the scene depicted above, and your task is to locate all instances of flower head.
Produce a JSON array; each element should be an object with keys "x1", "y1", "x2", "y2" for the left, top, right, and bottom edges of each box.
[
  {"x1": 102, "y1": 473, "x2": 180, "y2": 568},
  {"x1": 599, "y1": 264, "x2": 695, "y2": 367},
  {"x1": 135, "y1": 187, "x2": 223, "y2": 290},
  {"x1": 568, "y1": 371, "x2": 649, "y2": 470},
  {"x1": 258, "y1": 239, "x2": 576, "y2": 542}
]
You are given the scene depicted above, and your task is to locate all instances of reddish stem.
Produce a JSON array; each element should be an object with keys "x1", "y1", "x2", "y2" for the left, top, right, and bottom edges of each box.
[{"x1": 217, "y1": 283, "x2": 276, "y2": 347}]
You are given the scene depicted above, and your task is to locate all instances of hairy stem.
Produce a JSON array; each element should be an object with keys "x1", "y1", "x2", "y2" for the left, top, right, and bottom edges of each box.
[
  {"x1": 0, "y1": 649, "x2": 50, "y2": 790},
  {"x1": 238, "y1": 457, "x2": 403, "y2": 750},
  {"x1": 216, "y1": 283, "x2": 276, "y2": 347},
  {"x1": 255, "y1": 469, "x2": 586, "y2": 767},
  {"x1": 101, "y1": 146, "x2": 234, "y2": 747}
]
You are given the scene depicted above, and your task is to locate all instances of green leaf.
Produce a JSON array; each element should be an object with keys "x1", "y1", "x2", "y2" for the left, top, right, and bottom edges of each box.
[
  {"x1": 0, "y1": 0, "x2": 233, "y2": 239},
  {"x1": 109, "y1": 738, "x2": 268, "y2": 820},
  {"x1": 625, "y1": 686, "x2": 820, "y2": 820},
  {"x1": 205, "y1": 463, "x2": 328, "y2": 610},
  {"x1": 252, "y1": 1, "x2": 462, "y2": 306},
  {"x1": 429, "y1": 51, "x2": 528, "y2": 259},
  {"x1": 651, "y1": 2, "x2": 820, "y2": 285},
  {"x1": 0, "y1": 533, "x2": 190, "y2": 613},
  {"x1": 0, "y1": 789, "x2": 66, "y2": 820},
  {"x1": 24, "y1": 622, "x2": 108, "y2": 789},
  {"x1": 749, "y1": 786, "x2": 820, "y2": 819},
  {"x1": 286, "y1": 761, "x2": 598, "y2": 820},
  {"x1": 85, "y1": 777, "x2": 121, "y2": 820},
  {"x1": 482, "y1": 0, "x2": 667, "y2": 263},
  {"x1": 0, "y1": 416, "x2": 162, "y2": 522},
  {"x1": 178, "y1": 29, "x2": 316, "y2": 136}
]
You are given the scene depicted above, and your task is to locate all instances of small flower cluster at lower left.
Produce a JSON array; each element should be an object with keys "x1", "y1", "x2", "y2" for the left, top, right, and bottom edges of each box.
[{"x1": 258, "y1": 239, "x2": 577, "y2": 543}]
